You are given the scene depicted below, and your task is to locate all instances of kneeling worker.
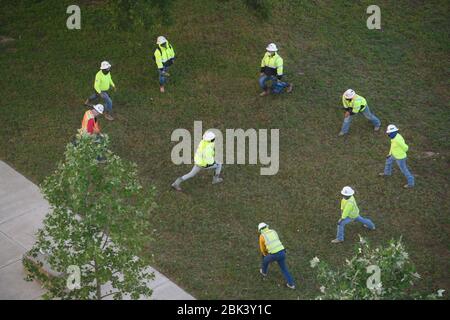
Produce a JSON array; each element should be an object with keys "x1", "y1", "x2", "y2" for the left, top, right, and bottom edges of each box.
[
  {"x1": 171, "y1": 131, "x2": 222, "y2": 191},
  {"x1": 259, "y1": 43, "x2": 293, "y2": 96},
  {"x1": 258, "y1": 222, "x2": 295, "y2": 289}
]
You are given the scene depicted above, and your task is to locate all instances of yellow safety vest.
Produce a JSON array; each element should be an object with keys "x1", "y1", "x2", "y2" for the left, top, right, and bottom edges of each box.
[
  {"x1": 154, "y1": 42, "x2": 175, "y2": 69},
  {"x1": 194, "y1": 140, "x2": 215, "y2": 167},
  {"x1": 341, "y1": 196, "x2": 360, "y2": 219},
  {"x1": 262, "y1": 229, "x2": 285, "y2": 254},
  {"x1": 261, "y1": 52, "x2": 284, "y2": 76},
  {"x1": 342, "y1": 94, "x2": 367, "y2": 113},
  {"x1": 79, "y1": 110, "x2": 99, "y2": 135}
]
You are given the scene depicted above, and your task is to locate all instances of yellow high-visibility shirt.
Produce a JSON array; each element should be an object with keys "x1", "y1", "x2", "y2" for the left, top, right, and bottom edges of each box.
[
  {"x1": 194, "y1": 140, "x2": 215, "y2": 167},
  {"x1": 342, "y1": 94, "x2": 367, "y2": 114},
  {"x1": 94, "y1": 70, "x2": 115, "y2": 94},
  {"x1": 389, "y1": 133, "x2": 409, "y2": 159},
  {"x1": 341, "y1": 196, "x2": 360, "y2": 219}
]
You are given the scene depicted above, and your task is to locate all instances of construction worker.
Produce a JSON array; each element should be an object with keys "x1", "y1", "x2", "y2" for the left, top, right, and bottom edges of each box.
[
  {"x1": 379, "y1": 124, "x2": 415, "y2": 188},
  {"x1": 258, "y1": 223, "x2": 295, "y2": 289},
  {"x1": 79, "y1": 104, "x2": 103, "y2": 136},
  {"x1": 76, "y1": 104, "x2": 106, "y2": 163},
  {"x1": 331, "y1": 186, "x2": 376, "y2": 244},
  {"x1": 85, "y1": 61, "x2": 116, "y2": 121},
  {"x1": 339, "y1": 89, "x2": 381, "y2": 136},
  {"x1": 171, "y1": 131, "x2": 222, "y2": 191},
  {"x1": 154, "y1": 36, "x2": 175, "y2": 93},
  {"x1": 259, "y1": 43, "x2": 293, "y2": 96}
]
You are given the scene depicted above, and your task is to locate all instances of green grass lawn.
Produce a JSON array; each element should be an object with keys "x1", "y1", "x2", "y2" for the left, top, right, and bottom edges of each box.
[{"x1": 0, "y1": 0, "x2": 449, "y2": 299}]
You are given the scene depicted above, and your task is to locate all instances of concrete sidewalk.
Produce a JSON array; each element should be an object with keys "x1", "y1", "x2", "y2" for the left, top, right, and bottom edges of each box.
[{"x1": 0, "y1": 161, "x2": 194, "y2": 300}]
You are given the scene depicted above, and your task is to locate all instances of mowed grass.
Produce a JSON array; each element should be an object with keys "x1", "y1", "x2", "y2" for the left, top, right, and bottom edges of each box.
[{"x1": 0, "y1": 0, "x2": 449, "y2": 299}]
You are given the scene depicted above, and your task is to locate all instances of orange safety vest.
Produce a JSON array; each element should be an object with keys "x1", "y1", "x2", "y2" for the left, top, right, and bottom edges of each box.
[{"x1": 80, "y1": 110, "x2": 100, "y2": 135}]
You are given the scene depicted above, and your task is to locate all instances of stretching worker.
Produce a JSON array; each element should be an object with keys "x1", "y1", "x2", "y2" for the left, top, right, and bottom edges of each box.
[
  {"x1": 79, "y1": 104, "x2": 103, "y2": 136},
  {"x1": 338, "y1": 89, "x2": 381, "y2": 136},
  {"x1": 379, "y1": 124, "x2": 415, "y2": 188},
  {"x1": 85, "y1": 61, "x2": 116, "y2": 121},
  {"x1": 171, "y1": 131, "x2": 222, "y2": 191},
  {"x1": 331, "y1": 186, "x2": 376, "y2": 244},
  {"x1": 258, "y1": 223, "x2": 295, "y2": 289},
  {"x1": 259, "y1": 43, "x2": 293, "y2": 96},
  {"x1": 153, "y1": 36, "x2": 175, "y2": 93}
]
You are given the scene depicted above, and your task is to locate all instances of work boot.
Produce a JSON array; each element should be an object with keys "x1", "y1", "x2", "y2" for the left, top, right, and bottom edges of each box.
[
  {"x1": 331, "y1": 239, "x2": 343, "y2": 244},
  {"x1": 212, "y1": 176, "x2": 223, "y2": 185},
  {"x1": 104, "y1": 113, "x2": 114, "y2": 121},
  {"x1": 160, "y1": 86, "x2": 165, "y2": 93},
  {"x1": 286, "y1": 83, "x2": 294, "y2": 93},
  {"x1": 171, "y1": 178, "x2": 183, "y2": 191},
  {"x1": 259, "y1": 89, "x2": 269, "y2": 97}
]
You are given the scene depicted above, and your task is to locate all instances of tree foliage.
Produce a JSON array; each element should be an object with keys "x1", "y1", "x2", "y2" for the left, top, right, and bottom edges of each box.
[
  {"x1": 24, "y1": 135, "x2": 156, "y2": 300},
  {"x1": 310, "y1": 237, "x2": 445, "y2": 300}
]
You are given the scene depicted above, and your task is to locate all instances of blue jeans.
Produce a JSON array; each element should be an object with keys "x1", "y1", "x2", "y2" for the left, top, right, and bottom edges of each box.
[
  {"x1": 89, "y1": 91, "x2": 112, "y2": 113},
  {"x1": 340, "y1": 106, "x2": 381, "y2": 134},
  {"x1": 261, "y1": 250, "x2": 295, "y2": 286},
  {"x1": 384, "y1": 156, "x2": 415, "y2": 186},
  {"x1": 337, "y1": 216, "x2": 375, "y2": 241},
  {"x1": 159, "y1": 66, "x2": 169, "y2": 85},
  {"x1": 259, "y1": 75, "x2": 289, "y2": 93}
]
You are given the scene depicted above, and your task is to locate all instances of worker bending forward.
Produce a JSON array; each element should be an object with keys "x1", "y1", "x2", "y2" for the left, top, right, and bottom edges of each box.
[{"x1": 339, "y1": 89, "x2": 381, "y2": 136}]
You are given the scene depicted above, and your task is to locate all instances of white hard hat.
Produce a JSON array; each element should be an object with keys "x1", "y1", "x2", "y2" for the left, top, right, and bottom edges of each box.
[
  {"x1": 100, "y1": 61, "x2": 111, "y2": 70},
  {"x1": 93, "y1": 104, "x2": 104, "y2": 114},
  {"x1": 341, "y1": 186, "x2": 355, "y2": 197},
  {"x1": 156, "y1": 36, "x2": 167, "y2": 45},
  {"x1": 344, "y1": 89, "x2": 356, "y2": 99},
  {"x1": 266, "y1": 43, "x2": 278, "y2": 52},
  {"x1": 203, "y1": 131, "x2": 216, "y2": 141},
  {"x1": 258, "y1": 222, "x2": 268, "y2": 231},
  {"x1": 386, "y1": 124, "x2": 399, "y2": 134}
]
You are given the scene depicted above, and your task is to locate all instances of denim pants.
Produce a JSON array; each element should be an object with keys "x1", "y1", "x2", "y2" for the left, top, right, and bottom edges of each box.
[
  {"x1": 337, "y1": 216, "x2": 375, "y2": 241},
  {"x1": 384, "y1": 156, "x2": 415, "y2": 186},
  {"x1": 181, "y1": 163, "x2": 222, "y2": 181},
  {"x1": 340, "y1": 106, "x2": 381, "y2": 134},
  {"x1": 261, "y1": 250, "x2": 295, "y2": 286},
  {"x1": 259, "y1": 75, "x2": 289, "y2": 93},
  {"x1": 89, "y1": 91, "x2": 112, "y2": 113},
  {"x1": 159, "y1": 66, "x2": 169, "y2": 85}
]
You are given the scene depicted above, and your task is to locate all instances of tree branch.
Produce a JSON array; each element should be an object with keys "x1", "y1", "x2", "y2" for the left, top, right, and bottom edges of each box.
[{"x1": 100, "y1": 291, "x2": 121, "y2": 299}]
